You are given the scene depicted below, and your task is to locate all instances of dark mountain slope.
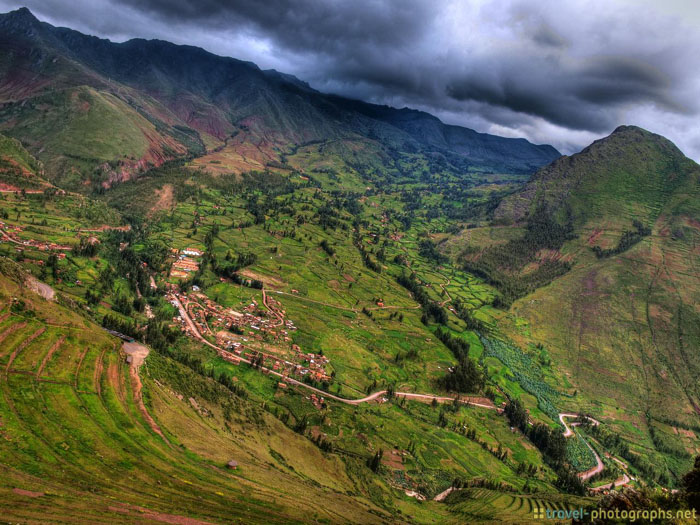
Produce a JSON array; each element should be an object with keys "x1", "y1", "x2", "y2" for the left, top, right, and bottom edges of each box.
[
  {"x1": 333, "y1": 98, "x2": 560, "y2": 172},
  {"x1": 0, "y1": 7, "x2": 559, "y2": 187}
]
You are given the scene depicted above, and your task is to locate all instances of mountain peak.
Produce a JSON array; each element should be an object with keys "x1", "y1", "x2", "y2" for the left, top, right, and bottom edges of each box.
[
  {"x1": 608, "y1": 124, "x2": 660, "y2": 140},
  {"x1": 0, "y1": 7, "x2": 42, "y2": 34},
  {"x1": 585, "y1": 124, "x2": 682, "y2": 157},
  {"x1": 611, "y1": 124, "x2": 641, "y2": 134},
  {"x1": 4, "y1": 6, "x2": 39, "y2": 24},
  {"x1": 494, "y1": 125, "x2": 697, "y2": 225}
]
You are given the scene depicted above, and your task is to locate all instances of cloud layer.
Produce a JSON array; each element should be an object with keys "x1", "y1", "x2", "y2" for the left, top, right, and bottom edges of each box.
[{"x1": 2, "y1": 0, "x2": 700, "y2": 158}]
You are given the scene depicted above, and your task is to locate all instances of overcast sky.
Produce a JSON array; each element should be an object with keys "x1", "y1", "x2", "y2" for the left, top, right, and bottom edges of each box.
[{"x1": 2, "y1": 0, "x2": 700, "y2": 158}]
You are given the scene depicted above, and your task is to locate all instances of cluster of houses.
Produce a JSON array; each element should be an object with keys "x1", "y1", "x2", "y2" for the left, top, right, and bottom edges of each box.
[
  {"x1": 170, "y1": 286, "x2": 334, "y2": 387},
  {"x1": 246, "y1": 347, "x2": 333, "y2": 386},
  {"x1": 171, "y1": 248, "x2": 202, "y2": 278},
  {"x1": 293, "y1": 346, "x2": 332, "y2": 382},
  {"x1": 0, "y1": 222, "x2": 72, "y2": 255},
  {"x1": 309, "y1": 393, "x2": 325, "y2": 410}
]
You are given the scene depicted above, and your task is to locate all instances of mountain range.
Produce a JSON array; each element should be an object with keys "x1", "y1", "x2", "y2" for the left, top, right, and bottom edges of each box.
[
  {"x1": 0, "y1": 7, "x2": 559, "y2": 189},
  {"x1": 0, "y1": 6, "x2": 698, "y2": 524}
]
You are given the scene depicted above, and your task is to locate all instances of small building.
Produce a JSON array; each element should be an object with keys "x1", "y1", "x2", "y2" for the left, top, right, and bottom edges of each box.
[{"x1": 226, "y1": 460, "x2": 238, "y2": 470}]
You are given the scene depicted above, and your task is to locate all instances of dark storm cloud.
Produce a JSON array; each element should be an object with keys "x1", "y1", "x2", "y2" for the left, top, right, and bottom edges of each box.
[
  {"x1": 445, "y1": 54, "x2": 678, "y2": 132},
  {"x1": 120, "y1": 0, "x2": 434, "y2": 51},
  {"x1": 114, "y1": 0, "x2": 699, "y2": 136},
  {"x1": 531, "y1": 24, "x2": 568, "y2": 48},
  {"x1": 1, "y1": 0, "x2": 699, "y2": 157}
]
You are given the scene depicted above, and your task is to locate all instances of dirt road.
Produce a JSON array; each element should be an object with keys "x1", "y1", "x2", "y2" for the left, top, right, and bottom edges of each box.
[
  {"x1": 157, "y1": 294, "x2": 637, "y2": 494},
  {"x1": 559, "y1": 413, "x2": 600, "y2": 438},
  {"x1": 590, "y1": 474, "x2": 631, "y2": 493},
  {"x1": 122, "y1": 341, "x2": 169, "y2": 443},
  {"x1": 171, "y1": 293, "x2": 500, "y2": 411},
  {"x1": 559, "y1": 413, "x2": 608, "y2": 481}
]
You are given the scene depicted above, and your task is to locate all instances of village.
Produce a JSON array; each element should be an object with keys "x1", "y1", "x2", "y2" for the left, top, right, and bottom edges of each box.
[
  {"x1": 0, "y1": 221, "x2": 72, "y2": 256},
  {"x1": 166, "y1": 248, "x2": 334, "y2": 390}
]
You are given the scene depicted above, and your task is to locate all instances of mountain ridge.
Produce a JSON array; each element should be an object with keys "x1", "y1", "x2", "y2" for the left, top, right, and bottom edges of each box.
[
  {"x1": 0, "y1": 7, "x2": 560, "y2": 186},
  {"x1": 493, "y1": 124, "x2": 697, "y2": 226}
]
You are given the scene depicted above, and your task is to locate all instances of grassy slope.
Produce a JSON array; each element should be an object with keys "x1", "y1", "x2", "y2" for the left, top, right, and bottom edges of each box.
[
  {"x1": 0, "y1": 86, "x2": 192, "y2": 188},
  {"x1": 0, "y1": 132, "x2": 51, "y2": 190},
  {"x1": 0, "y1": 262, "x2": 412, "y2": 523},
  {"x1": 0, "y1": 254, "x2": 569, "y2": 523},
  {"x1": 465, "y1": 126, "x2": 700, "y2": 482},
  {"x1": 0, "y1": 133, "x2": 39, "y2": 174},
  {"x1": 494, "y1": 126, "x2": 695, "y2": 228},
  {"x1": 0, "y1": 167, "x2": 590, "y2": 521}
]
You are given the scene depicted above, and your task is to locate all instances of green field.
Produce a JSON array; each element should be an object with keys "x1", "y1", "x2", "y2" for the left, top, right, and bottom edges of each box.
[{"x1": 0, "y1": 16, "x2": 697, "y2": 519}]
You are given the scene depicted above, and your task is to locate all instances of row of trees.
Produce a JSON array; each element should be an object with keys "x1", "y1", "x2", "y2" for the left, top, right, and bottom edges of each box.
[
  {"x1": 396, "y1": 271, "x2": 448, "y2": 324},
  {"x1": 463, "y1": 204, "x2": 575, "y2": 307},
  {"x1": 593, "y1": 220, "x2": 651, "y2": 258}
]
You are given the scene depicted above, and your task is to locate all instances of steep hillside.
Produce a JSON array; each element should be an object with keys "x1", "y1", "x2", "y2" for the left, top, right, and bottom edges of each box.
[
  {"x1": 0, "y1": 86, "x2": 191, "y2": 188},
  {"x1": 494, "y1": 125, "x2": 697, "y2": 227},
  {"x1": 0, "y1": 258, "x2": 411, "y2": 523},
  {"x1": 0, "y1": 132, "x2": 51, "y2": 191},
  {"x1": 0, "y1": 162, "x2": 607, "y2": 522},
  {"x1": 454, "y1": 126, "x2": 700, "y2": 484},
  {"x1": 2, "y1": 6, "x2": 698, "y2": 522},
  {"x1": 0, "y1": 7, "x2": 559, "y2": 188}
]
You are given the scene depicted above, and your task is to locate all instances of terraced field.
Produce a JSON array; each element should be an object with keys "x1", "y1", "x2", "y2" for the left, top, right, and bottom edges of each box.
[
  {"x1": 0, "y1": 276, "x2": 408, "y2": 523},
  {"x1": 444, "y1": 488, "x2": 592, "y2": 523}
]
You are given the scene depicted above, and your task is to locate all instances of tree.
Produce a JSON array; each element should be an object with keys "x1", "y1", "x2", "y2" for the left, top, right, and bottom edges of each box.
[
  {"x1": 504, "y1": 399, "x2": 529, "y2": 432},
  {"x1": 439, "y1": 356, "x2": 485, "y2": 393},
  {"x1": 367, "y1": 449, "x2": 383, "y2": 472},
  {"x1": 683, "y1": 455, "x2": 700, "y2": 511}
]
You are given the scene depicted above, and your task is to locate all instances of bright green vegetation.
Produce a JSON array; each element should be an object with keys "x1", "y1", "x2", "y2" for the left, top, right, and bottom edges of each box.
[
  {"x1": 2, "y1": 123, "x2": 699, "y2": 524},
  {"x1": 0, "y1": 7, "x2": 698, "y2": 523},
  {"x1": 0, "y1": 148, "x2": 594, "y2": 521},
  {"x1": 0, "y1": 268, "x2": 414, "y2": 523},
  {"x1": 479, "y1": 336, "x2": 561, "y2": 420},
  {"x1": 464, "y1": 126, "x2": 700, "y2": 486},
  {"x1": 0, "y1": 251, "x2": 574, "y2": 523}
]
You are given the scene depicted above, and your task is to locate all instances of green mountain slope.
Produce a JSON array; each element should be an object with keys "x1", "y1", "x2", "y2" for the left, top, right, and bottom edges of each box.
[
  {"x1": 0, "y1": 7, "x2": 698, "y2": 522},
  {"x1": 456, "y1": 126, "x2": 700, "y2": 484},
  {"x1": 0, "y1": 259, "x2": 409, "y2": 523},
  {"x1": 0, "y1": 165, "x2": 598, "y2": 522},
  {"x1": 494, "y1": 125, "x2": 698, "y2": 227},
  {"x1": 0, "y1": 132, "x2": 51, "y2": 191},
  {"x1": 0, "y1": 86, "x2": 190, "y2": 188}
]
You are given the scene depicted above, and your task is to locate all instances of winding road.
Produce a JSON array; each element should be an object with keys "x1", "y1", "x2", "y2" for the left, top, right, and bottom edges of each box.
[
  {"x1": 170, "y1": 291, "x2": 631, "y2": 493},
  {"x1": 169, "y1": 293, "x2": 499, "y2": 410},
  {"x1": 559, "y1": 412, "x2": 600, "y2": 438},
  {"x1": 559, "y1": 413, "x2": 625, "y2": 483}
]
